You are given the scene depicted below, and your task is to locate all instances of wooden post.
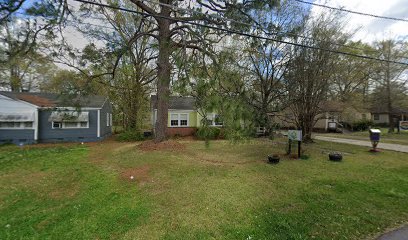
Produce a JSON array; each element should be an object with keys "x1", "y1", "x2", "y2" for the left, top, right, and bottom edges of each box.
[
  {"x1": 287, "y1": 139, "x2": 292, "y2": 155},
  {"x1": 298, "y1": 141, "x2": 301, "y2": 158}
]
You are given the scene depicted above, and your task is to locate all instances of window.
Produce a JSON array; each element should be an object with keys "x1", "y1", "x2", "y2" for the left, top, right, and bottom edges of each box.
[
  {"x1": 206, "y1": 113, "x2": 223, "y2": 126},
  {"x1": 53, "y1": 122, "x2": 62, "y2": 129},
  {"x1": 214, "y1": 114, "x2": 223, "y2": 126},
  {"x1": 64, "y1": 122, "x2": 78, "y2": 128},
  {"x1": 206, "y1": 119, "x2": 214, "y2": 126},
  {"x1": 170, "y1": 113, "x2": 189, "y2": 127},
  {"x1": 0, "y1": 122, "x2": 34, "y2": 129},
  {"x1": 362, "y1": 114, "x2": 367, "y2": 120},
  {"x1": 0, "y1": 122, "x2": 21, "y2": 128},
  {"x1": 180, "y1": 114, "x2": 188, "y2": 126},
  {"x1": 52, "y1": 121, "x2": 88, "y2": 129},
  {"x1": 373, "y1": 114, "x2": 379, "y2": 121},
  {"x1": 106, "y1": 113, "x2": 113, "y2": 127},
  {"x1": 170, "y1": 114, "x2": 179, "y2": 126}
]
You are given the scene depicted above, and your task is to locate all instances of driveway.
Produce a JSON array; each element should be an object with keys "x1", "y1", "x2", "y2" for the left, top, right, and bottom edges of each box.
[
  {"x1": 314, "y1": 136, "x2": 408, "y2": 153},
  {"x1": 376, "y1": 226, "x2": 408, "y2": 240}
]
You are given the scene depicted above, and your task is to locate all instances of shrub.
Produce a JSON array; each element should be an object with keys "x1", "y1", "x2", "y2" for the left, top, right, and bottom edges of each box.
[
  {"x1": 196, "y1": 126, "x2": 221, "y2": 140},
  {"x1": 352, "y1": 119, "x2": 374, "y2": 131},
  {"x1": 116, "y1": 130, "x2": 145, "y2": 142},
  {"x1": 225, "y1": 129, "x2": 251, "y2": 143}
]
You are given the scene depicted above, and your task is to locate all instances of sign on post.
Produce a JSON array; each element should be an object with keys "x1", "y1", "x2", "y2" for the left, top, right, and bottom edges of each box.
[
  {"x1": 400, "y1": 121, "x2": 408, "y2": 131},
  {"x1": 287, "y1": 130, "x2": 302, "y2": 158},
  {"x1": 288, "y1": 130, "x2": 302, "y2": 141}
]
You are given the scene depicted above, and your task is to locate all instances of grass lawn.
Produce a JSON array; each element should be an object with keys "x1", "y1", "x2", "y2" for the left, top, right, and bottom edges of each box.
[
  {"x1": 318, "y1": 128, "x2": 408, "y2": 145},
  {"x1": 1, "y1": 139, "x2": 408, "y2": 239}
]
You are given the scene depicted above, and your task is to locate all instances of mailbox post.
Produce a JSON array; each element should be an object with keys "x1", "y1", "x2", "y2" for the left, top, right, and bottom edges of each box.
[{"x1": 369, "y1": 129, "x2": 381, "y2": 152}]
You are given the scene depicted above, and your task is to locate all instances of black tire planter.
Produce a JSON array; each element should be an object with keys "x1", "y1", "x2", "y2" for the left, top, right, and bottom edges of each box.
[
  {"x1": 268, "y1": 155, "x2": 280, "y2": 164},
  {"x1": 329, "y1": 153, "x2": 343, "y2": 162}
]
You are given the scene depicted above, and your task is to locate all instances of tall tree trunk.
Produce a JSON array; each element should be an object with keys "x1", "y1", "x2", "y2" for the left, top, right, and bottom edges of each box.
[
  {"x1": 302, "y1": 114, "x2": 313, "y2": 143},
  {"x1": 10, "y1": 64, "x2": 21, "y2": 92},
  {"x1": 154, "y1": 11, "x2": 172, "y2": 143}
]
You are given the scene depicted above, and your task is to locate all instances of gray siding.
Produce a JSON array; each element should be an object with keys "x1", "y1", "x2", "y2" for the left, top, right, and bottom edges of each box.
[
  {"x1": 100, "y1": 100, "x2": 112, "y2": 137},
  {"x1": 38, "y1": 109, "x2": 98, "y2": 143},
  {"x1": 0, "y1": 129, "x2": 35, "y2": 144}
]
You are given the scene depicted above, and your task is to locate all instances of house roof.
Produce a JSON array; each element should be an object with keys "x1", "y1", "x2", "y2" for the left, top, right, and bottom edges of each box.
[
  {"x1": 151, "y1": 95, "x2": 195, "y2": 110},
  {"x1": 370, "y1": 105, "x2": 408, "y2": 114},
  {"x1": 0, "y1": 91, "x2": 107, "y2": 108},
  {"x1": 320, "y1": 100, "x2": 346, "y2": 112}
]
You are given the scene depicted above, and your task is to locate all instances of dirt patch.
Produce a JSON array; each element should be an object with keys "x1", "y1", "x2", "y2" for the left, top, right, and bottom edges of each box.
[
  {"x1": 120, "y1": 165, "x2": 150, "y2": 185},
  {"x1": 184, "y1": 151, "x2": 263, "y2": 166},
  {"x1": 138, "y1": 140, "x2": 186, "y2": 152},
  {"x1": 47, "y1": 184, "x2": 79, "y2": 200},
  {"x1": 88, "y1": 138, "x2": 125, "y2": 164},
  {"x1": 195, "y1": 156, "x2": 263, "y2": 166},
  {"x1": 23, "y1": 136, "x2": 118, "y2": 150},
  {"x1": 175, "y1": 135, "x2": 199, "y2": 141},
  {"x1": 1, "y1": 171, "x2": 48, "y2": 187}
]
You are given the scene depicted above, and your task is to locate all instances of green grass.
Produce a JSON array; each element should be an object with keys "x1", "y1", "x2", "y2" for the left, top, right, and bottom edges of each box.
[
  {"x1": 1, "y1": 139, "x2": 408, "y2": 239},
  {"x1": 0, "y1": 144, "x2": 149, "y2": 239},
  {"x1": 320, "y1": 128, "x2": 408, "y2": 145}
]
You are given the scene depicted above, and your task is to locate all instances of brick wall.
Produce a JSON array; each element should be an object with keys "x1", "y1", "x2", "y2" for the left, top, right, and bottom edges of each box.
[{"x1": 166, "y1": 127, "x2": 197, "y2": 136}]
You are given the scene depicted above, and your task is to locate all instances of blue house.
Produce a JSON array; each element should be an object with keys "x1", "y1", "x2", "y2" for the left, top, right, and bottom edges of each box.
[{"x1": 0, "y1": 92, "x2": 112, "y2": 145}]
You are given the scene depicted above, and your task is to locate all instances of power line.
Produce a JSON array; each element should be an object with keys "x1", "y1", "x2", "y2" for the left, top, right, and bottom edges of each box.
[
  {"x1": 71, "y1": 0, "x2": 408, "y2": 66},
  {"x1": 294, "y1": 0, "x2": 408, "y2": 23},
  {"x1": 141, "y1": 0, "x2": 387, "y2": 56},
  {"x1": 68, "y1": 20, "x2": 116, "y2": 30},
  {"x1": 13, "y1": 0, "x2": 394, "y2": 57}
]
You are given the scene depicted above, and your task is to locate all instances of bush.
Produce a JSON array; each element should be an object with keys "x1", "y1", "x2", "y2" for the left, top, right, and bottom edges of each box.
[
  {"x1": 352, "y1": 119, "x2": 374, "y2": 131},
  {"x1": 196, "y1": 126, "x2": 221, "y2": 140},
  {"x1": 116, "y1": 130, "x2": 145, "y2": 142},
  {"x1": 225, "y1": 128, "x2": 252, "y2": 143}
]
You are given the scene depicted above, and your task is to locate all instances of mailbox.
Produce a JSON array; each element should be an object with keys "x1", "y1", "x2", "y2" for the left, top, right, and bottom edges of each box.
[
  {"x1": 369, "y1": 129, "x2": 381, "y2": 152},
  {"x1": 369, "y1": 129, "x2": 381, "y2": 142}
]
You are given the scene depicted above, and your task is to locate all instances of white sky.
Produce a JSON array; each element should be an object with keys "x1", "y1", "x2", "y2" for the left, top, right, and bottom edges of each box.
[
  {"x1": 56, "y1": 0, "x2": 408, "y2": 70},
  {"x1": 61, "y1": 0, "x2": 408, "y2": 49},
  {"x1": 312, "y1": 0, "x2": 408, "y2": 43}
]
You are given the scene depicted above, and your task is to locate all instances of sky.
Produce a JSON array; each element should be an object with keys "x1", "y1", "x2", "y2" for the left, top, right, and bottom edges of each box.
[
  {"x1": 14, "y1": 0, "x2": 407, "y2": 70},
  {"x1": 59, "y1": 0, "x2": 408, "y2": 49},
  {"x1": 311, "y1": 0, "x2": 408, "y2": 43}
]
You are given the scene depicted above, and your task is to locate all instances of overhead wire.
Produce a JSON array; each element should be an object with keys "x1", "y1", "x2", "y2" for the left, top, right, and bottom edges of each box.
[
  {"x1": 63, "y1": 0, "x2": 408, "y2": 66},
  {"x1": 141, "y1": 0, "x2": 384, "y2": 55},
  {"x1": 71, "y1": 0, "x2": 408, "y2": 66},
  {"x1": 293, "y1": 0, "x2": 408, "y2": 23}
]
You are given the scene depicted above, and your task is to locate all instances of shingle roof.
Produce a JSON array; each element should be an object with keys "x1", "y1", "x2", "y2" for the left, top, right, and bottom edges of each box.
[
  {"x1": 0, "y1": 91, "x2": 107, "y2": 108},
  {"x1": 370, "y1": 105, "x2": 408, "y2": 114},
  {"x1": 151, "y1": 95, "x2": 195, "y2": 110}
]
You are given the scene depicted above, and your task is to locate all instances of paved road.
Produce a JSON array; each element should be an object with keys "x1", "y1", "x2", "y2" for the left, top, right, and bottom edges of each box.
[
  {"x1": 315, "y1": 136, "x2": 408, "y2": 153},
  {"x1": 377, "y1": 226, "x2": 408, "y2": 240}
]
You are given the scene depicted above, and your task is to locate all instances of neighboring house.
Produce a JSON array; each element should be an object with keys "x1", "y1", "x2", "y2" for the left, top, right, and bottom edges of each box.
[
  {"x1": 270, "y1": 101, "x2": 371, "y2": 132},
  {"x1": 0, "y1": 92, "x2": 112, "y2": 144},
  {"x1": 371, "y1": 106, "x2": 408, "y2": 125},
  {"x1": 150, "y1": 95, "x2": 222, "y2": 136},
  {"x1": 315, "y1": 101, "x2": 371, "y2": 131}
]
